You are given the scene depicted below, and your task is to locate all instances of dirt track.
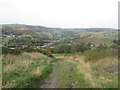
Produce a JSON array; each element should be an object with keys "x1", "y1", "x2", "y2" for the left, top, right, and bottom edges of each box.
[{"x1": 41, "y1": 65, "x2": 57, "y2": 88}]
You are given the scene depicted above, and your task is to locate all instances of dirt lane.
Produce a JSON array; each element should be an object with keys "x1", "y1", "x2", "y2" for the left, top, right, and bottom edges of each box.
[{"x1": 41, "y1": 64, "x2": 57, "y2": 88}]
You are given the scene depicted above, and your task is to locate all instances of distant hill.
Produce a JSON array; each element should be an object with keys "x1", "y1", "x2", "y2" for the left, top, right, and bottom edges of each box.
[
  {"x1": 1, "y1": 24, "x2": 117, "y2": 32},
  {"x1": 1, "y1": 24, "x2": 117, "y2": 37},
  {"x1": 0, "y1": 24, "x2": 118, "y2": 45},
  {"x1": 2, "y1": 24, "x2": 38, "y2": 36},
  {"x1": 1, "y1": 24, "x2": 118, "y2": 44}
]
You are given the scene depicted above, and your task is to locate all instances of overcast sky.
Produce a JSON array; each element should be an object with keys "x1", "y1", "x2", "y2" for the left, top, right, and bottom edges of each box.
[{"x1": 0, "y1": 0, "x2": 119, "y2": 28}]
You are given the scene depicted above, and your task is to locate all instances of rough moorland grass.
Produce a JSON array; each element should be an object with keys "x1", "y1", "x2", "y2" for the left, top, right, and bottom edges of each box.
[
  {"x1": 84, "y1": 48, "x2": 117, "y2": 62},
  {"x1": 91, "y1": 66, "x2": 118, "y2": 88},
  {"x1": 62, "y1": 55, "x2": 118, "y2": 88},
  {"x1": 2, "y1": 53, "x2": 53, "y2": 88},
  {"x1": 54, "y1": 60, "x2": 93, "y2": 88},
  {"x1": 85, "y1": 51, "x2": 107, "y2": 62}
]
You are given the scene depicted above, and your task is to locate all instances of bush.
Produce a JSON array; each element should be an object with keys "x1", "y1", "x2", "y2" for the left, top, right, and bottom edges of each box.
[
  {"x1": 71, "y1": 43, "x2": 90, "y2": 53},
  {"x1": 53, "y1": 43, "x2": 90, "y2": 54},
  {"x1": 36, "y1": 48, "x2": 54, "y2": 58},
  {"x1": 2, "y1": 47, "x2": 21, "y2": 55},
  {"x1": 2, "y1": 46, "x2": 54, "y2": 58},
  {"x1": 84, "y1": 47, "x2": 117, "y2": 62},
  {"x1": 53, "y1": 44, "x2": 71, "y2": 54},
  {"x1": 85, "y1": 50, "x2": 107, "y2": 62},
  {"x1": 23, "y1": 47, "x2": 37, "y2": 52},
  {"x1": 110, "y1": 44, "x2": 119, "y2": 49}
]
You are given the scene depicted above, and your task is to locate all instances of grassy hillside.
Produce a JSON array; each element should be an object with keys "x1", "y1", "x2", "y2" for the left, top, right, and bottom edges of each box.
[
  {"x1": 74, "y1": 37, "x2": 114, "y2": 45},
  {"x1": 2, "y1": 52, "x2": 54, "y2": 88},
  {"x1": 92, "y1": 31, "x2": 118, "y2": 39},
  {"x1": 73, "y1": 30, "x2": 118, "y2": 45},
  {"x1": 2, "y1": 24, "x2": 118, "y2": 47},
  {"x1": 58, "y1": 54, "x2": 118, "y2": 88},
  {"x1": 1, "y1": 24, "x2": 118, "y2": 88}
]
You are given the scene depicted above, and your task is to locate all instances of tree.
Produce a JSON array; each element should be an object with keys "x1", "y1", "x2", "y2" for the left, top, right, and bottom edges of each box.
[
  {"x1": 71, "y1": 43, "x2": 90, "y2": 53},
  {"x1": 113, "y1": 40, "x2": 117, "y2": 44},
  {"x1": 54, "y1": 44, "x2": 71, "y2": 53},
  {"x1": 87, "y1": 43, "x2": 92, "y2": 47}
]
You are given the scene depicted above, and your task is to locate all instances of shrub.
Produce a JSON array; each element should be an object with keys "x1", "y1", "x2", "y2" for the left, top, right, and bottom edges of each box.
[
  {"x1": 71, "y1": 43, "x2": 90, "y2": 53},
  {"x1": 85, "y1": 50, "x2": 107, "y2": 62},
  {"x1": 23, "y1": 47, "x2": 37, "y2": 52},
  {"x1": 2, "y1": 46, "x2": 54, "y2": 58},
  {"x1": 36, "y1": 48, "x2": 54, "y2": 58},
  {"x1": 53, "y1": 44, "x2": 71, "y2": 54},
  {"x1": 53, "y1": 43, "x2": 90, "y2": 54},
  {"x1": 84, "y1": 48, "x2": 117, "y2": 62},
  {"x1": 2, "y1": 47, "x2": 21, "y2": 55}
]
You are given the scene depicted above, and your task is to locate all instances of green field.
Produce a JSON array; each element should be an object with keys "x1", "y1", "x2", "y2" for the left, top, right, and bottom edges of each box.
[
  {"x1": 74, "y1": 30, "x2": 118, "y2": 45},
  {"x1": 3, "y1": 37, "x2": 14, "y2": 43},
  {"x1": 92, "y1": 31, "x2": 118, "y2": 39}
]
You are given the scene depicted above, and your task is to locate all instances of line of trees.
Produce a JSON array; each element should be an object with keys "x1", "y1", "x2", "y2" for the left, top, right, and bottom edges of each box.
[
  {"x1": 2, "y1": 46, "x2": 54, "y2": 58},
  {"x1": 51, "y1": 43, "x2": 90, "y2": 54}
]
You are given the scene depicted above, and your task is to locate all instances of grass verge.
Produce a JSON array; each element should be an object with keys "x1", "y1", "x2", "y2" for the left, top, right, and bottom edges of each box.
[
  {"x1": 54, "y1": 60, "x2": 93, "y2": 88},
  {"x1": 2, "y1": 53, "x2": 53, "y2": 88}
]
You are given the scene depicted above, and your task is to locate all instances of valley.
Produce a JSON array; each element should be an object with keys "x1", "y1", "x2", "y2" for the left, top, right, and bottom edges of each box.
[{"x1": 1, "y1": 24, "x2": 119, "y2": 88}]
